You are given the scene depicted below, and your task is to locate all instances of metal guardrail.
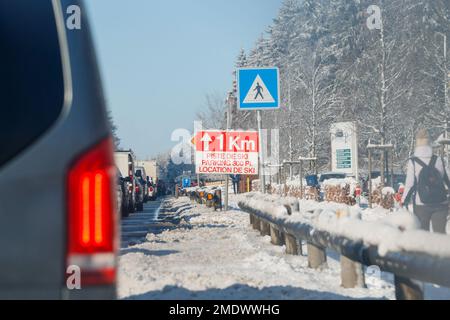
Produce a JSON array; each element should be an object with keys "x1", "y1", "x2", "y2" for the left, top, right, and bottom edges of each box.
[{"x1": 238, "y1": 199, "x2": 450, "y2": 300}]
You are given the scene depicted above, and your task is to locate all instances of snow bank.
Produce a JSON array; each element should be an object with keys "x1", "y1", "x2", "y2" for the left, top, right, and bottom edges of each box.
[
  {"x1": 284, "y1": 175, "x2": 307, "y2": 187},
  {"x1": 119, "y1": 196, "x2": 395, "y2": 300},
  {"x1": 371, "y1": 177, "x2": 382, "y2": 190},
  {"x1": 382, "y1": 187, "x2": 396, "y2": 196},
  {"x1": 183, "y1": 187, "x2": 199, "y2": 193},
  {"x1": 323, "y1": 177, "x2": 358, "y2": 195}
]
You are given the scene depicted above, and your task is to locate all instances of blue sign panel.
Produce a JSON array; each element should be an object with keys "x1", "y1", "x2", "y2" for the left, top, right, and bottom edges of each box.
[
  {"x1": 237, "y1": 67, "x2": 280, "y2": 110},
  {"x1": 182, "y1": 177, "x2": 191, "y2": 188}
]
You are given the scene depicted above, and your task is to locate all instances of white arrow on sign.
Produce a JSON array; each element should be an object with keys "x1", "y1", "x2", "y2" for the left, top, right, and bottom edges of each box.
[{"x1": 201, "y1": 133, "x2": 213, "y2": 151}]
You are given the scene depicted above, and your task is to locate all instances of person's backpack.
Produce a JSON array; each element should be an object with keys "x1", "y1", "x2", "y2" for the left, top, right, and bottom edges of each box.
[{"x1": 407, "y1": 155, "x2": 450, "y2": 205}]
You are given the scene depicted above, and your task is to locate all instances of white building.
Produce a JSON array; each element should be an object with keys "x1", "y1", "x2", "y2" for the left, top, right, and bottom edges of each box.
[{"x1": 136, "y1": 160, "x2": 159, "y2": 182}]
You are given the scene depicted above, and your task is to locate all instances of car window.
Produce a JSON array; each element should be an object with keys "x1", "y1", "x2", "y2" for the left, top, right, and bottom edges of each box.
[
  {"x1": 0, "y1": 0, "x2": 64, "y2": 167},
  {"x1": 320, "y1": 174, "x2": 346, "y2": 182}
]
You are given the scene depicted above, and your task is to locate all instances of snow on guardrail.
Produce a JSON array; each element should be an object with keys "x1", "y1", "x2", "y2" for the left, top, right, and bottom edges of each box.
[
  {"x1": 238, "y1": 192, "x2": 450, "y2": 298},
  {"x1": 238, "y1": 192, "x2": 450, "y2": 259}
]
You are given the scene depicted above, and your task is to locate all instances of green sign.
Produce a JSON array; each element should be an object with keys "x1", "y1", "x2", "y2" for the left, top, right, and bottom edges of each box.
[{"x1": 336, "y1": 149, "x2": 352, "y2": 169}]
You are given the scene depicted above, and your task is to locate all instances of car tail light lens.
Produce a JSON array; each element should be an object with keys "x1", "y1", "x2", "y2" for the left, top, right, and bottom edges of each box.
[{"x1": 67, "y1": 137, "x2": 117, "y2": 286}]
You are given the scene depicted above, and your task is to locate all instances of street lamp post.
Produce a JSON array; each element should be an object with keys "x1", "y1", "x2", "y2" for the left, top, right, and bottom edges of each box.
[
  {"x1": 282, "y1": 158, "x2": 317, "y2": 200},
  {"x1": 267, "y1": 164, "x2": 283, "y2": 185},
  {"x1": 224, "y1": 92, "x2": 234, "y2": 211},
  {"x1": 437, "y1": 32, "x2": 448, "y2": 163}
]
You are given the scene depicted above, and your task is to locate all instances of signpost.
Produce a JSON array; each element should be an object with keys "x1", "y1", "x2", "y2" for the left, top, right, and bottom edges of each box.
[
  {"x1": 237, "y1": 67, "x2": 280, "y2": 194},
  {"x1": 194, "y1": 130, "x2": 259, "y2": 176}
]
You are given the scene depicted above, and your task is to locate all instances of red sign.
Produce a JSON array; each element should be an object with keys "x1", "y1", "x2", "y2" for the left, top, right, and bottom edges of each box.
[{"x1": 195, "y1": 130, "x2": 259, "y2": 175}]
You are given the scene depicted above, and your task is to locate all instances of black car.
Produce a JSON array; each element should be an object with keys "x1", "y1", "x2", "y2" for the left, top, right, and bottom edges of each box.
[
  {"x1": 117, "y1": 170, "x2": 130, "y2": 218},
  {"x1": 319, "y1": 172, "x2": 347, "y2": 184},
  {"x1": 366, "y1": 171, "x2": 406, "y2": 192},
  {"x1": 134, "y1": 176, "x2": 145, "y2": 212},
  {"x1": 157, "y1": 179, "x2": 167, "y2": 196},
  {"x1": 135, "y1": 167, "x2": 149, "y2": 203}
]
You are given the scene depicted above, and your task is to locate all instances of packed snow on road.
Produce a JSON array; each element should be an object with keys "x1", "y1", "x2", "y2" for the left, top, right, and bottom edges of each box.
[{"x1": 117, "y1": 196, "x2": 413, "y2": 300}]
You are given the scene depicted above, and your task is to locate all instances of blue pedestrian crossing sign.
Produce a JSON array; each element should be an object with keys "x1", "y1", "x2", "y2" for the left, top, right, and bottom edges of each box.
[
  {"x1": 237, "y1": 67, "x2": 280, "y2": 110},
  {"x1": 182, "y1": 177, "x2": 191, "y2": 188}
]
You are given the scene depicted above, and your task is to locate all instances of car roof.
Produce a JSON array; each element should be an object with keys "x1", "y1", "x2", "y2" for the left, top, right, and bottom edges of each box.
[{"x1": 320, "y1": 172, "x2": 346, "y2": 176}]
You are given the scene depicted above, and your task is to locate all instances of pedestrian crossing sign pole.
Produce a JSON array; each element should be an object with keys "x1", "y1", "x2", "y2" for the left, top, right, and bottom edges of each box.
[{"x1": 236, "y1": 67, "x2": 281, "y2": 193}]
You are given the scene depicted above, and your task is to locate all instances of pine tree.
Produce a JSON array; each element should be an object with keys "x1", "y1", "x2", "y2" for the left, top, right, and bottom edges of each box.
[
  {"x1": 214, "y1": 0, "x2": 450, "y2": 174},
  {"x1": 107, "y1": 109, "x2": 120, "y2": 150}
]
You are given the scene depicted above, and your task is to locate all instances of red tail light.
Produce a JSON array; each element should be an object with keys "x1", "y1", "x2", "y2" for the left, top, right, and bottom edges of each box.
[{"x1": 67, "y1": 137, "x2": 117, "y2": 286}]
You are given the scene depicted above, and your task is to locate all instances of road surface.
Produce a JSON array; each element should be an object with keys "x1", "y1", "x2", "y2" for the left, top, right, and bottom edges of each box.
[{"x1": 121, "y1": 199, "x2": 164, "y2": 248}]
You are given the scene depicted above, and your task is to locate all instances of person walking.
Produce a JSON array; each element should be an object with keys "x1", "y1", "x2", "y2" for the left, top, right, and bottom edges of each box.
[
  {"x1": 231, "y1": 174, "x2": 240, "y2": 194},
  {"x1": 402, "y1": 129, "x2": 450, "y2": 234},
  {"x1": 254, "y1": 82, "x2": 264, "y2": 100}
]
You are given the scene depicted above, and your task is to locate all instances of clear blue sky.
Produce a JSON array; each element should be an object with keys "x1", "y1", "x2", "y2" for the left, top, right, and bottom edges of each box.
[{"x1": 86, "y1": 0, "x2": 282, "y2": 160}]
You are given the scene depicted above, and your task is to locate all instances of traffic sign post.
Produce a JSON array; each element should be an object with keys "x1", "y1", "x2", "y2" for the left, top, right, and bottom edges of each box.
[
  {"x1": 257, "y1": 111, "x2": 265, "y2": 193},
  {"x1": 194, "y1": 131, "x2": 259, "y2": 175},
  {"x1": 237, "y1": 67, "x2": 280, "y2": 193}
]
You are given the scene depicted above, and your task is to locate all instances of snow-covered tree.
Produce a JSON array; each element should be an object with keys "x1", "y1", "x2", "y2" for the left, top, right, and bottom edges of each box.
[
  {"x1": 196, "y1": 0, "x2": 450, "y2": 176},
  {"x1": 195, "y1": 93, "x2": 227, "y2": 130},
  {"x1": 107, "y1": 109, "x2": 120, "y2": 150}
]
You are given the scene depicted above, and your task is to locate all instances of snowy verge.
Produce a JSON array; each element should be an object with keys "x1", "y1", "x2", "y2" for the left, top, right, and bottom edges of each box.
[{"x1": 118, "y1": 196, "x2": 395, "y2": 300}]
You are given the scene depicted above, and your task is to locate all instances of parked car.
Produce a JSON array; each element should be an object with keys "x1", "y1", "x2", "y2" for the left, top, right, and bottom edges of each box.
[
  {"x1": 157, "y1": 179, "x2": 167, "y2": 196},
  {"x1": 115, "y1": 150, "x2": 136, "y2": 213},
  {"x1": 116, "y1": 174, "x2": 123, "y2": 217},
  {"x1": 134, "y1": 176, "x2": 145, "y2": 212},
  {"x1": 135, "y1": 166, "x2": 149, "y2": 202},
  {"x1": 147, "y1": 181, "x2": 157, "y2": 201},
  {"x1": 319, "y1": 172, "x2": 347, "y2": 184},
  {"x1": 0, "y1": 0, "x2": 117, "y2": 299},
  {"x1": 364, "y1": 171, "x2": 406, "y2": 192},
  {"x1": 117, "y1": 169, "x2": 130, "y2": 218},
  {"x1": 139, "y1": 176, "x2": 149, "y2": 203}
]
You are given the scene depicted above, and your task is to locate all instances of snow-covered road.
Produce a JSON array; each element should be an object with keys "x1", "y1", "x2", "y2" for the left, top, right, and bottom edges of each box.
[{"x1": 118, "y1": 196, "x2": 406, "y2": 300}]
